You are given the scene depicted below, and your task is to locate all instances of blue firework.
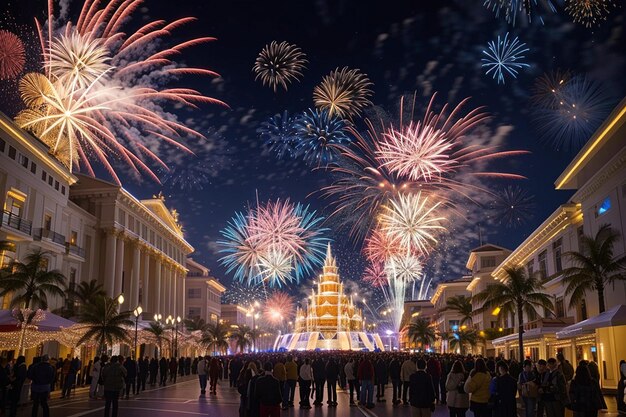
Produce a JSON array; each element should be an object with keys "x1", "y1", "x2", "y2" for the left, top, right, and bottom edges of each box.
[
  {"x1": 258, "y1": 111, "x2": 297, "y2": 159},
  {"x1": 481, "y1": 33, "x2": 530, "y2": 84},
  {"x1": 217, "y1": 211, "x2": 260, "y2": 284},
  {"x1": 484, "y1": 0, "x2": 556, "y2": 25},
  {"x1": 293, "y1": 108, "x2": 351, "y2": 166},
  {"x1": 292, "y1": 202, "x2": 331, "y2": 280}
]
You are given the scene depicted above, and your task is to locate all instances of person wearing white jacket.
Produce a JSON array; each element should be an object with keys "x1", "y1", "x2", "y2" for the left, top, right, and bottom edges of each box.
[
  {"x1": 299, "y1": 358, "x2": 313, "y2": 409},
  {"x1": 445, "y1": 360, "x2": 470, "y2": 417},
  {"x1": 401, "y1": 357, "x2": 417, "y2": 405},
  {"x1": 344, "y1": 358, "x2": 359, "y2": 406},
  {"x1": 89, "y1": 357, "x2": 101, "y2": 399}
]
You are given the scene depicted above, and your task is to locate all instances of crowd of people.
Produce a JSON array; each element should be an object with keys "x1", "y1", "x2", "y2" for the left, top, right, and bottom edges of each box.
[{"x1": 0, "y1": 351, "x2": 625, "y2": 417}]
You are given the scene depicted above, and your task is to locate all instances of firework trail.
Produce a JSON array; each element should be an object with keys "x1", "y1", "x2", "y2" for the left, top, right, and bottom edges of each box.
[{"x1": 253, "y1": 41, "x2": 307, "y2": 92}]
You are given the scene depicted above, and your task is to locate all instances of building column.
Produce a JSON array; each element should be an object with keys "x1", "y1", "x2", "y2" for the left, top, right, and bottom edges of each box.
[
  {"x1": 166, "y1": 266, "x2": 173, "y2": 316},
  {"x1": 178, "y1": 272, "x2": 185, "y2": 319},
  {"x1": 142, "y1": 251, "x2": 150, "y2": 310},
  {"x1": 114, "y1": 236, "x2": 125, "y2": 297},
  {"x1": 154, "y1": 260, "x2": 162, "y2": 315},
  {"x1": 172, "y1": 270, "x2": 178, "y2": 318},
  {"x1": 130, "y1": 243, "x2": 140, "y2": 309},
  {"x1": 104, "y1": 232, "x2": 117, "y2": 296}
]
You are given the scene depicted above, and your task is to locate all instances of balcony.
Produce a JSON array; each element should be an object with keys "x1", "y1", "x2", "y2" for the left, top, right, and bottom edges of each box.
[
  {"x1": 1, "y1": 210, "x2": 32, "y2": 236},
  {"x1": 34, "y1": 228, "x2": 66, "y2": 246},
  {"x1": 65, "y1": 243, "x2": 85, "y2": 259}
]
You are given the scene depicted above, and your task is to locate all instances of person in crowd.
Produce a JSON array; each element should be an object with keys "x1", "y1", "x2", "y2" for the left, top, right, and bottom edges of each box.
[
  {"x1": 375, "y1": 356, "x2": 388, "y2": 403},
  {"x1": 617, "y1": 360, "x2": 626, "y2": 414},
  {"x1": 298, "y1": 358, "x2": 313, "y2": 409},
  {"x1": 492, "y1": 361, "x2": 517, "y2": 417},
  {"x1": 311, "y1": 356, "x2": 326, "y2": 406},
  {"x1": 159, "y1": 357, "x2": 168, "y2": 386},
  {"x1": 191, "y1": 357, "x2": 198, "y2": 375},
  {"x1": 123, "y1": 356, "x2": 137, "y2": 399},
  {"x1": 445, "y1": 360, "x2": 469, "y2": 417},
  {"x1": 519, "y1": 359, "x2": 540, "y2": 417},
  {"x1": 358, "y1": 355, "x2": 375, "y2": 409},
  {"x1": 389, "y1": 355, "x2": 402, "y2": 406},
  {"x1": 247, "y1": 362, "x2": 263, "y2": 417},
  {"x1": 89, "y1": 357, "x2": 101, "y2": 399},
  {"x1": 84, "y1": 360, "x2": 92, "y2": 386},
  {"x1": 463, "y1": 358, "x2": 491, "y2": 417},
  {"x1": 138, "y1": 357, "x2": 149, "y2": 392},
  {"x1": 149, "y1": 357, "x2": 158, "y2": 386},
  {"x1": 197, "y1": 355, "x2": 207, "y2": 395},
  {"x1": 178, "y1": 357, "x2": 185, "y2": 378},
  {"x1": 326, "y1": 357, "x2": 339, "y2": 407},
  {"x1": 569, "y1": 363, "x2": 604, "y2": 417},
  {"x1": 209, "y1": 357, "x2": 222, "y2": 395},
  {"x1": 409, "y1": 358, "x2": 436, "y2": 417},
  {"x1": 344, "y1": 357, "x2": 358, "y2": 406},
  {"x1": 272, "y1": 358, "x2": 286, "y2": 406},
  {"x1": 185, "y1": 357, "x2": 191, "y2": 376},
  {"x1": 101, "y1": 356, "x2": 127, "y2": 417},
  {"x1": 587, "y1": 361, "x2": 600, "y2": 382},
  {"x1": 0, "y1": 357, "x2": 9, "y2": 417},
  {"x1": 28, "y1": 354, "x2": 55, "y2": 417},
  {"x1": 231, "y1": 357, "x2": 243, "y2": 389},
  {"x1": 402, "y1": 356, "x2": 418, "y2": 406},
  {"x1": 8, "y1": 355, "x2": 26, "y2": 417},
  {"x1": 541, "y1": 358, "x2": 568, "y2": 417},
  {"x1": 557, "y1": 353, "x2": 575, "y2": 383},
  {"x1": 536, "y1": 359, "x2": 548, "y2": 417},
  {"x1": 254, "y1": 362, "x2": 283, "y2": 417},
  {"x1": 283, "y1": 355, "x2": 297, "y2": 409},
  {"x1": 427, "y1": 355, "x2": 442, "y2": 404},
  {"x1": 169, "y1": 357, "x2": 177, "y2": 383},
  {"x1": 61, "y1": 356, "x2": 79, "y2": 398},
  {"x1": 237, "y1": 361, "x2": 256, "y2": 417}
]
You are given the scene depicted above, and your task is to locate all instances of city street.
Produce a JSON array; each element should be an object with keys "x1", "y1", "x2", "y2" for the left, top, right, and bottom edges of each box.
[{"x1": 14, "y1": 376, "x2": 622, "y2": 417}]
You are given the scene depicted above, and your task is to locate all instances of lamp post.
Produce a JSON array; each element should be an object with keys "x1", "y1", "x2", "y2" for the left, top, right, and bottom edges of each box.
[
  {"x1": 101, "y1": 294, "x2": 124, "y2": 355},
  {"x1": 153, "y1": 313, "x2": 162, "y2": 358},
  {"x1": 385, "y1": 329, "x2": 394, "y2": 351},
  {"x1": 246, "y1": 301, "x2": 260, "y2": 352},
  {"x1": 133, "y1": 306, "x2": 143, "y2": 359},
  {"x1": 167, "y1": 315, "x2": 181, "y2": 358}
]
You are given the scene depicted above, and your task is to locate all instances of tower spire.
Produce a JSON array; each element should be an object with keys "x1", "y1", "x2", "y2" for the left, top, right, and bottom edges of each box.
[{"x1": 325, "y1": 242, "x2": 334, "y2": 267}]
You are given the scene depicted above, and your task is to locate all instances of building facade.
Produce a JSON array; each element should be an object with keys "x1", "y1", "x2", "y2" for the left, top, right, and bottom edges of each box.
[
  {"x1": 185, "y1": 258, "x2": 226, "y2": 324},
  {"x1": 430, "y1": 277, "x2": 472, "y2": 353}
]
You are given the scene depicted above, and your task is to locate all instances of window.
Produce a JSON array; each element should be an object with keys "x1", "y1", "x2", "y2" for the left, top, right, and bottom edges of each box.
[
  {"x1": 18, "y1": 154, "x2": 28, "y2": 168},
  {"x1": 527, "y1": 260, "x2": 534, "y2": 277},
  {"x1": 8, "y1": 197, "x2": 23, "y2": 217},
  {"x1": 538, "y1": 250, "x2": 548, "y2": 277},
  {"x1": 40, "y1": 257, "x2": 49, "y2": 271},
  {"x1": 187, "y1": 307, "x2": 201, "y2": 318},
  {"x1": 188, "y1": 288, "x2": 201, "y2": 299},
  {"x1": 61, "y1": 186, "x2": 65, "y2": 195},
  {"x1": 70, "y1": 230, "x2": 78, "y2": 246},
  {"x1": 54, "y1": 180, "x2": 59, "y2": 191},
  {"x1": 42, "y1": 171, "x2": 47, "y2": 181},
  {"x1": 555, "y1": 297, "x2": 565, "y2": 318},
  {"x1": 553, "y1": 238, "x2": 563, "y2": 273},
  {"x1": 0, "y1": 138, "x2": 5, "y2": 152},
  {"x1": 596, "y1": 197, "x2": 611, "y2": 217},
  {"x1": 44, "y1": 214, "x2": 52, "y2": 231},
  {"x1": 48, "y1": 176, "x2": 53, "y2": 186},
  {"x1": 30, "y1": 162, "x2": 37, "y2": 174},
  {"x1": 480, "y1": 256, "x2": 496, "y2": 268},
  {"x1": 8, "y1": 146, "x2": 16, "y2": 159}
]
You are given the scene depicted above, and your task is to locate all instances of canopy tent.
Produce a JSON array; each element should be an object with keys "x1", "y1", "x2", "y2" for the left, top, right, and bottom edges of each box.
[
  {"x1": 0, "y1": 309, "x2": 85, "y2": 351},
  {"x1": 0, "y1": 309, "x2": 77, "y2": 332},
  {"x1": 556, "y1": 304, "x2": 626, "y2": 339}
]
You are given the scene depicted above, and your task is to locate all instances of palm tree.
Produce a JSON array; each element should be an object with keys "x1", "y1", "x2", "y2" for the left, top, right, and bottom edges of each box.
[
  {"x1": 406, "y1": 317, "x2": 435, "y2": 349},
  {"x1": 201, "y1": 322, "x2": 230, "y2": 355},
  {"x1": 56, "y1": 279, "x2": 106, "y2": 318},
  {"x1": 230, "y1": 325, "x2": 252, "y2": 353},
  {"x1": 442, "y1": 295, "x2": 473, "y2": 326},
  {"x1": 76, "y1": 296, "x2": 133, "y2": 354},
  {"x1": 449, "y1": 329, "x2": 478, "y2": 355},
  {"x1": 144, "y1": 322, "x2": 169, "y2": 358},
  {"x1": 563, "y1": 224, "x2": 626, "y2": 314},
  {"x1": 473, "y1": 266, "x2": 553, "y2": 361},
  {"x1": 0, "y1": 249, "x2": 66, "y2": 309},
  {"x1": 184, "y1": 316, "x2": 208, "y2": 332}
]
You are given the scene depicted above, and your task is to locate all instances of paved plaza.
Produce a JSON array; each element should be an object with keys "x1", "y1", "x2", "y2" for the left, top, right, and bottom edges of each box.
[{"x1": 13, "y1": 375, "x2": 622, "y2": 417}]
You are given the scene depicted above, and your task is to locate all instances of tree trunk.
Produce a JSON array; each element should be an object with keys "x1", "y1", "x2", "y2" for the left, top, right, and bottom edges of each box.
[
  {"x1": 517, "y1": 303, "x2": 524, "y2": 361},
  {"x1": 597, "y1": 280, "x2": 606, "y2": 313}
]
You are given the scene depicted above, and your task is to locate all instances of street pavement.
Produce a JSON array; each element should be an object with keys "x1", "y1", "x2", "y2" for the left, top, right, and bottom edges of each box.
[{"x1": 15, "y1": 376, "x2": 622, "y2": 417}]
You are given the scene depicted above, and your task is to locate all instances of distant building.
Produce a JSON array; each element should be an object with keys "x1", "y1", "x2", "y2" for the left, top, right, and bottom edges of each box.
[
  {"x1": 185, "y1": 258, "x2": 226, "y2": 325},
  {"x1": 220, "y1": 304, "x2": 253, "y2": 328},
  {"x1": 398, "y1": 299, "x2": 436, "y2": 351},
  {"x1": 430, "y1": 276, "x2": 472, "y2": 353}
]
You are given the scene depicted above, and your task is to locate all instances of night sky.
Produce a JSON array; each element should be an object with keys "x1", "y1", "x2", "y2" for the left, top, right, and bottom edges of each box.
[{"x1": 2, "y1": 0, "x2": 625, "y2": 308}]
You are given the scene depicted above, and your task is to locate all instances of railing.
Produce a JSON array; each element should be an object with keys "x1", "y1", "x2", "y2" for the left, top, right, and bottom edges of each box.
[
  {"x1": 34, "y1": 228, "x2": 66, "y2": 245},
  {"x1": 523, "y1": 316, "x2": 575, "y2": 331},
  {"x1": 1, "y1": 210, "x2": 32, "y2": 235},
  {"x1": 65, "y1": 243, "x2": 85, "y2": 258}
]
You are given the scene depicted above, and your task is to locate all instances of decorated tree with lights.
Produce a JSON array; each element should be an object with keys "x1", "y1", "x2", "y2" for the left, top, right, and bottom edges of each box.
[
  {"x1": 406, "y1": 317, "x2": 435, "y2": 350},
  {"x1": 230, "y1": 325, "x2": 253, "y2": 353},
  {"x1": 201, "y1": 322, "x2": 230, "y2": 355},
  {"x1": 76, "y1": 296, "x2": 133, "y2": 354}
]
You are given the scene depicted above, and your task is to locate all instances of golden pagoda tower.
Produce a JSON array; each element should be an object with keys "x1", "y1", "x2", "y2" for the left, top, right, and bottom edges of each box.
[{"x1": 274, "y1": 244, "x2": 385, "y2": 351}]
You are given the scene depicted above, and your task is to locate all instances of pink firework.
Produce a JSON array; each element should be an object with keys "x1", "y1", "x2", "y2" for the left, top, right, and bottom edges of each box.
[
  {"x1": 364, "y1": 228, "x2": 402, "y2": 265},
  {"x1": 263, "y1": 291, "x2": 295, "y2": 324},
  {"x1": 0, "y1": 30, "x2": 25, "y2": 80},
  {"x1": 363, "y1": 262, "x2": 388, "y2": 288}
]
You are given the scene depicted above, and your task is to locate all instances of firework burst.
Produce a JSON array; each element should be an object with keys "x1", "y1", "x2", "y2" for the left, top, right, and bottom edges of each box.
[
  {"x1": 253, "y1": 41, "x2": 307, "y2": 92},
  {"x1": 565, "y1": 0, "x2": 615, "y2": 27},
  {"x1": 0, "y1": 30, "x2": 25, "y2": 80},
  {"x1": 363, "y1": 262, "x2": 387, "y2": 288},
  {"x1": 263, "y1": 291, "x2": 295, "y2": 324},
  {"x1": 483, "y1": 0, "x2": 556, "y2": 25},
  {"x1": 313, "y1": 67, "x2": 373, "y2": 119},
  {"x1": 15, "y1": 0, "x2": 227, "y2": 185},
  {"x1": 258, "y1": 111, "x2": 297, "y2": 159},
  {"x1": 379, "y1": 192, "x2": 446, "y2": 256},
  {"x1": 293, "y1": 108, "x2": 352, "y2": 166},
  {"x1": 490, "y1": 185, "x2": 535, "y2": 228},
  {"x1": 364, "y1": 228, "x2": 402, "y2": 265},
  {"x1": 482, "y1": 33, "x2": 530, "y2": 84}
]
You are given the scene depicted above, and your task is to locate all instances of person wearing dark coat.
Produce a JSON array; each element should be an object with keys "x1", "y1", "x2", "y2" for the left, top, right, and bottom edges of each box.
[
  {"x1": 169, "y1": 358, "x2": 178, "y2": 383},
  {"x1": 29, "y1": 354, "x2": 55, "y2": 417},
  {"x1": 254, "y1": 362, "x2": 283, "y2": 417},
  {"x1": 185, "y1": 357, "x2": 191, "y2": 376},
  {"x1": 208, "y1": 358, "x2": 222, "y2": 395},
  {"x1": 409, "y1": 358, "x2": 436, "y2": 417},
  {"x1": 178, "y1": 357, "x2": 185, "y2": 377},
  {"x1": 389, "y1": 356, "x2": 402, "y2": 405},
  {"x1": 8, "y1": 356, "x2": 26, "y2": 417},
  {"x1": 0, "y1": 357, "x2": 9, "y2": 415},
  {"x1": 230, "y1": 358, "x2": 243, "y2": 389},
  {"x1": 123, "y1": 357, "x2": 137, "y2": 398},
  {"x1": 325, "y1": 358, "x2": 340, "y2": 406},
  {"x1": 492, "y1": 362, "x2": 518, "y2": 417},
  {"x1": 312, "y1": 357, "x2": 326, "y2": 406},
  {"x1": 149, "y1": 358, "x2": 158, "y2": 386},
  {"x1": 617, "y1": 360, "x2": 626, "y2": 414},
  {"x1": 138, "y1": 357, "x2": 149, "y2": 392},
  {"x1": 375, "y1": 357, "x2": 388, "y2": 402},
  {"x1": 569, "y1": 364, "x2": 604, "y2": 417},
  {"x1": 159, "y1": 357, "x2": 168, "y2": 386},
  {"x1": 427, "y1": 356, "x2": 442, "y2": 404}
]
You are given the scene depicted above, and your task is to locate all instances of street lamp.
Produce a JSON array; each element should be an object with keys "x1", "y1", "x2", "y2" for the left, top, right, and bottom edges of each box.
[
  {"x1": 101, "y1": 293, "x2": 124, "y2": 354},
  {"x1": 133, "y1": 306, "x2": 143, "y2": 359},
  {"x1": 153, "y1": 314, "x2": 162, "y2": 358},
  {"x1": 385, "y1": 329, "x2": 394, "y2": 351},
  {"x1": 167, "y1": 315, "x2": 181, "y2": 358}
]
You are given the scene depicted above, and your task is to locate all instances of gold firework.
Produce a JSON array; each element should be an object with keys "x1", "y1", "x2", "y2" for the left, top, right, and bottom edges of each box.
[
  {"x1": 565, "y1": 0, "x2": 614, "y2": 27},
  {"x1": 253, "y1": 41, "x2": 307, "y2": 92},
  {"x1": 313, "y1": 67, "x2": 373, "y2": 119}
]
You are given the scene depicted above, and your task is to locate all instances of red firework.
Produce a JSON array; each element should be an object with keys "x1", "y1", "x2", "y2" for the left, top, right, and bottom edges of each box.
[
  {"x1": 362, "y1": 262, "x2": 388, "y2": 288},
  {"x1": 0, "y1": 30, "x2": 25, "y2": 80},
  {"x1": 263, "y1": 291, "x2": 295, "y2": 324}
]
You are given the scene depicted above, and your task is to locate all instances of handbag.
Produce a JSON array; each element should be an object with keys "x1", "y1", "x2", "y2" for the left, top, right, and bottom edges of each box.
[{"x1": 522, "y1": 382, "x2": 539, "y2": 398}]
